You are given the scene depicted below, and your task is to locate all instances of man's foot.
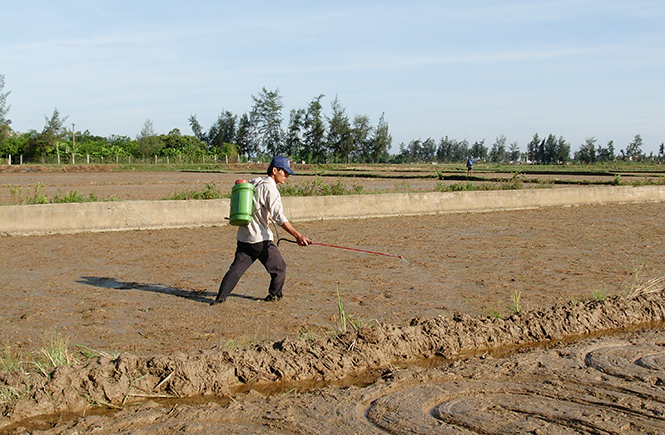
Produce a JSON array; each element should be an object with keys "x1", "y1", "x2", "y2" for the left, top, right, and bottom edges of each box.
[
  {"x1": 210, "y1": 299, "x2": 225, "y2": 306},
  {"x1": 264, "y1": 294, "x2": 282, "y2": 302}
]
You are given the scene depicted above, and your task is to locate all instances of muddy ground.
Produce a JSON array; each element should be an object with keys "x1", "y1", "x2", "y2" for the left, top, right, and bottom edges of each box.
[{"x1": 1, "y1": 168, "x2": 665, "y2": 433}]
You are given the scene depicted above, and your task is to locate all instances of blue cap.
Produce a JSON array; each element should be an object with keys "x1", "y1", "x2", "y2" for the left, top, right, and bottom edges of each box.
[{"x1": 270, "y1": 156, "x2": 295, "y2": 175}]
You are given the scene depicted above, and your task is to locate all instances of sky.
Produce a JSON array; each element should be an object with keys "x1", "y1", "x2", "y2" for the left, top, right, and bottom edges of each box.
[{"x1": 1, "y1": 0, "x2": 664, "y2": 155}]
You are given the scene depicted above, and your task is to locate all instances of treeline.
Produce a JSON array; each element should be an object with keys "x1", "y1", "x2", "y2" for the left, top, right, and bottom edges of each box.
[
  {"x1": 187, "y1": 89, "x2": 392, "y2": 164},
  {"x1": 397, "y1": 133, "x2": 664, "y2": 164},
  {"x1": 1, "y1": 77, "x2": 664, "y2": 165},
  {"x1": 0, "y1": 87, "x2": 393, "y2": 164}
]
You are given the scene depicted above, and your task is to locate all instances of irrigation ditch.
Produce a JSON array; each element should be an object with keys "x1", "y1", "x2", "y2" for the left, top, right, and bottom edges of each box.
[{"x1": 2, "y1": 288, "x2": 664, "y2": 433}]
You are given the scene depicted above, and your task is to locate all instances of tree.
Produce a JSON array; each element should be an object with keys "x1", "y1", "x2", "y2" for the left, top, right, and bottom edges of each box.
[
  {"x1": 209, "y1": 110, "x2": 237, "y2": 153},
  {"x1": 286, "y1": 108, "x2": 306, "y2": 160},
  {"x1": 250, "y1": 87, "x2": 284, "y2": 156},
  {"x1": 188, "y1": 114, "x2": 207, "y2": 145},
  {"x1": 509, "y1": 141, "x2": 521, "y2": 163},
  {"x1": 625, "y1": 134, "x2": 644, "y2": 161},
  {"x1": 400, "y1": 139, "x2": 421, "y2": 163},
  {"x1": 576, "y1": 137, "x2": 597, "y2": 163},
  {"x1": 236, "y1": 113, "x2": 258, "y2": 159},
  {"x1": 302, "y1": 94, "x2": 326, "y2": 163},
  {"x1": 371, "y1": 113, "x2": 392, "y2": 163},
  {"x1": 138, "y1": 118, "x2": 155, "y2": 139},
  {"x1": 160, "y1": 128, "x2": 207, "y2": 156},
  {"x1": 528, "y1": 133, "x2": 569, "y2": 164},
  {"x1": 527, "y1": 133, "x2": 541, "y2": 163},
  {"x1": 556, "y1": 136, "x2": 571, "y2": 163},
  {"x1": 469, "y1": 139, "x2": 487, "y2": 160},
  {"x1": 0, "y1": 74, "x2": 11, "y2": 151},
  {"x1": 597, "y1": 140, "x2": 615, "y2": 162},
  {"x1": 543, "y1": 134, "x2": 558, "y2": 164},
  {"x1": 0, "y1": 75, "x2": 9, "y2": 123},
  {"x1": 436, "y1": 137, "x2": 468, "y2": 162},
  {"x1": 326, "y1": 96, "x2": 352, "y2": 162},
  {"x1": 351, "y1": 114, "x2": 373, "y2": 162},
  {"x1": 136, "y1": 118, "x2": 162, "y2": 158},
  {"x1": 69, "y1": 129, "x2": 110, "y2": 158},
  {"x1": 436, "y1": 136, "x2": 454, "y2": 162},
  {"x1": 2, "y1": 131, "x2": 31, "y2": 158},
  {"x1": 489, "y1": 135, "x2": 507, "y2": 163},
  {"x1": 420, "y1": 137, "x2": 437, "y2": 162},
  {"x1": 34, "y1": 107, "x2": 68, "y2": 163}
]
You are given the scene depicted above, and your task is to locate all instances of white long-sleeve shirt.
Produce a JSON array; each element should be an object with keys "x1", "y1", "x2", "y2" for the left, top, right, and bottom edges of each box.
[{"x1": 237, "y1": 176, "x2": 288, "y2": 243}]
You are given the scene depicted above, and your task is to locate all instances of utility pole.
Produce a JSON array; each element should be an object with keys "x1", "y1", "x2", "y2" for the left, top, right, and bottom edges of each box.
[{"x1": 72, "y1": 123, "x2": 75, "y2": 165}]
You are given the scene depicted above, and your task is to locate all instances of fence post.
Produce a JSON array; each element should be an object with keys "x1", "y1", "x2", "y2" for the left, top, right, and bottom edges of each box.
[
  {"x1": 87, "y1": 154, "x2": 90, "y2": 164},
  {"x1": 20, "y1": 155, "x2": 23, "y2": 165},
  {"x1": 7, "y1": 155, "x2": 10, "y2": 165},
  {"x1": 72, "y1": 153, "x2": 75, "y2": 165},
  {"x1": 167, "y1": 156, "x2": 169, "y2": 165}
]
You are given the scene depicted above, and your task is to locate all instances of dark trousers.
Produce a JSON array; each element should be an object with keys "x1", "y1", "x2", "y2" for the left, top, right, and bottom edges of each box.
[{"x1": 214, "y1": 240, "x2": 286, "y2": 302}]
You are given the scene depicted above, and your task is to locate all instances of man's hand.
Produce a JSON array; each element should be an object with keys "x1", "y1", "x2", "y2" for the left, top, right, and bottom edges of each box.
[
  {"x1": 282, "y1": 221, "x2": 311, "y2": 246},
  {"x1": 295, "y1": 233, "x2": 311, "y2": 246}
]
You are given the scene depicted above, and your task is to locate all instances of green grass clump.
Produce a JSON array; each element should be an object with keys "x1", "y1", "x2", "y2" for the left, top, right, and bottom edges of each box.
[
  {"x1": 498, "y1": 180, "x2": 524, "y2": 190},
  {"x1": 336, "y1": 287, "x2": 366, "y2": 333},
  {"x1": 4, "y1": 182, "x2": 116, "y2": 205},
  {"x1": 163, "y1": 182, "x2": 227, "y2": 200},
  {"x1": 0, "y1": 347, "x2": 23, "y2": 372},
  {"x1": 507, "y1": 290, "x2": 522, "y2": 314},
  {"x1": 436, "y1": 182, "x2": 479, "y2": 192},
  {"x1": 0, "y1": 385, "x2": 26, "y2": 407},
  {"x1": 34, "y1": 333, "x2": 79, "y2": 377},
  {"x1": 51, "y1": 190, "x2": 108, "y2": 203},
  {"x1": 73, "y1": 344, "x2": 118, "y2": 360},
  {"x1": 280, "y1": 177, "x2": 364, "y2": 197},
  {"x1": 591, "y1": 289, "x2": 606, "y2": 300}
]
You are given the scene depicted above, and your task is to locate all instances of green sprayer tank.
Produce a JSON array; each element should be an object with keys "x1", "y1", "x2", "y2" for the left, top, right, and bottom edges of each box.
[{"x1": 229, "y1": 180, "x2": 254, "y2": 226}]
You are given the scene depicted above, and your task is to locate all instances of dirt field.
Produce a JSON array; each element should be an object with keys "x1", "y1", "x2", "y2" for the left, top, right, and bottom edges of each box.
[
  {"x1": 0, "y1": 163, "x2": 630, "y2": 205},
  {"x1": 1, "y1": 168, "x2": 664, "y2": 433}
]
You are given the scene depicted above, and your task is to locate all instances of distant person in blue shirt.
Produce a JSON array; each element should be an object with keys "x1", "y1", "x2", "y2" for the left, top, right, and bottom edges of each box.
[{"x1": 466, "y1": 157, "x2": 476, "y2": 175}]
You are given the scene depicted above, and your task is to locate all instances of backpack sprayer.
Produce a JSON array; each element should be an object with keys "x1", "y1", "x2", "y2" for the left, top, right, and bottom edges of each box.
[
  {"x1": 228, "y1": 179, "x2": 254, "y2": 226},
  {"x1": 229, "y1": 179, "x2": 409, "y2": 263}
]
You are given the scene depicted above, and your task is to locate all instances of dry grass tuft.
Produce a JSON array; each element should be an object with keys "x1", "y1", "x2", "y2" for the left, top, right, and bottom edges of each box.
[{"x1": 627, "y1": 276, "x2": 665, "y2": 299}]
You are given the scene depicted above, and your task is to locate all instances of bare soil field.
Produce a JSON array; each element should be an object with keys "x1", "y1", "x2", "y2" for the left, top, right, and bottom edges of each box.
[
  {"x1": 0, "y1": 163, "x2": 634, "y2": 204},
  {"x1": 1, "y1": 167, "x2": 664, "y2": 433}
]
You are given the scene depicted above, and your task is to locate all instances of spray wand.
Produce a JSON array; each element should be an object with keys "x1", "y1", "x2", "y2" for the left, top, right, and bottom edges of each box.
[
  {"x1": 272, "y1": 221, "x2": 409, "y2": 263},
  {"x1": 277, "y1": 237, "x2": 409, "y2": 263}
]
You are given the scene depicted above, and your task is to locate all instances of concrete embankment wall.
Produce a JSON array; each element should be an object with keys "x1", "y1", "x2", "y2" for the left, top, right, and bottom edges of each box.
[{"x1": 1, "y1": 185, "x2": 664, "y2": 236}]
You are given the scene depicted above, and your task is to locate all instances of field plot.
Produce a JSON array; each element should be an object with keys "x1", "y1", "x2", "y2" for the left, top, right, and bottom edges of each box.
[
  {"x1": 1, "y1": 167, "x2": 664, "y2": 433},
  {"x1": 2, "y1": 162, "x2": 662, "y2": 204}
]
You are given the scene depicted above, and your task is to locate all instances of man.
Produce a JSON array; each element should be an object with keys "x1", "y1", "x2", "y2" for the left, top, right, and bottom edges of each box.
[
  {"x1": 211, "y1": 156, "x2": 310, "y2": 305},
  {"x1": 466, "y1": 157, "x2": 476, "y2": 175}
]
